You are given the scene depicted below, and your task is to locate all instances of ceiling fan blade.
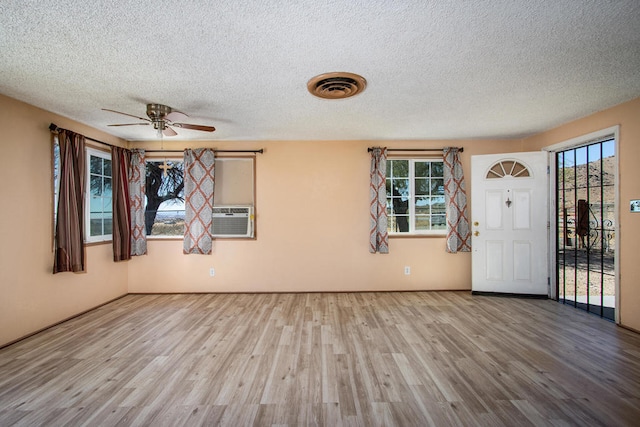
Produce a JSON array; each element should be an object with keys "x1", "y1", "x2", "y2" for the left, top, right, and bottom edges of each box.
[
  {"x1": 108, "y1": 123, "x2": 150, "y2": 127},
  {"x1": 102, "y1": 108, "x2": 151, "y2": 122},
  {"x1": 165, "y1": 111, "x2": 188, "y2": 122},
  {"x1": 163, "y1": 126, "x2": 178, "y2": 137},
  {"x1": 173, "y1": 123, "x2": 216, "y2": 132}
]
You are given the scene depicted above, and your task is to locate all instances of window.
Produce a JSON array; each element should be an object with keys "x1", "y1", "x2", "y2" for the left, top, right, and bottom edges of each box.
[
  {"x1": 144, "y1": 156, "x2": 256, "y2": 238},
  {"x1": 52, "y1": 135, "x2": 60, "y2": 234},
  {"x1": 145, "y1": 159, "x2": 185, "y2": 237},
  {"x1": 86, "y1": 148, "x2": 112, "y2": 242},
  {"x1": 386, "y1": 159, "x2": 445, "y2": 234}
]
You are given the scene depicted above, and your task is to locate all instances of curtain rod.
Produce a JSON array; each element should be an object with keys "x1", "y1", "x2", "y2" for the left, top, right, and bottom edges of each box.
[
  {"x1": 144, "y1": 149, "x2": 263, "y2": 154},
  {"x1": 50, "y1": 123, "x2": 263, "y2": 154},
  {"x1": 50, "y1": 123, "x2": 114, "y2": 147},
  {"x1": 367, "y1": 147, "x2": 464, "y2": 153}
]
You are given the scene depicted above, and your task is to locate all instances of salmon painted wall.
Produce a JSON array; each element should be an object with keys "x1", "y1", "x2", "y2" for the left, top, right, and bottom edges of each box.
[
  {"x1": 523, "y1": 97, "x2": 640, "y2": 331},
  {"x1": 0, "y1": 94, "x2": 129, "y2": 347},
  {"x1": 127, "y1": 138, "x2": 520, "y2": 293},
  {"x1": 8, "y1": 88, "x2": 635, "y2": 347}
]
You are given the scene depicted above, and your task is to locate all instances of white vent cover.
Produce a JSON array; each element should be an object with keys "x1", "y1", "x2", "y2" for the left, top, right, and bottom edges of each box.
[{"x1": 212, "y1": 206, "x2": 253, "y2": 238}]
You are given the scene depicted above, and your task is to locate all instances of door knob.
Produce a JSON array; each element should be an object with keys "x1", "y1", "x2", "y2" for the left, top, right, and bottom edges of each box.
[
  {"x1": 473, "y1": 221, "x2": 479, "y2": 226},
  {"x1": 474, "y1": 231, "x2": 479, "y2": 236}
]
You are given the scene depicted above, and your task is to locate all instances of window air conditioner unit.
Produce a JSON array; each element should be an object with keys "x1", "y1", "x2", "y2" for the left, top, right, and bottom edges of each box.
[{"x1": 212, "y1": 206, "x2": 254, "y2": 238}]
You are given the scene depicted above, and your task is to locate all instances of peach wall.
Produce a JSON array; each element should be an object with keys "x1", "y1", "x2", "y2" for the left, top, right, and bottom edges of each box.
[
  {"x1": 0, "y1": 94, "x2": 129, "y2": 347},
  {"x1": 7, "y1": 88, "x2": 636, "y2": 347},
  {"x1": 127, "y1": 139, "x2": 519, "y2": 293},
  {"x1": 523, "y1": 97, "x2": 640, "y2": 331}
]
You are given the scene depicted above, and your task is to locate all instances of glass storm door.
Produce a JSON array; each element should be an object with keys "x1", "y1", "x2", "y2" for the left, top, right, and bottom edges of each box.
[{"x1": 556, "y1": 138, "x2": 616, "y2": 320}]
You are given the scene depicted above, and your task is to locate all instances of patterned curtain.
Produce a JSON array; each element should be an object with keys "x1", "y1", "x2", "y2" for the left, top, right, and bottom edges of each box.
[
  {"x1": 443, "y1": 147, "x2": 471, "y2": 253},
  {"x1": 53, "y1": 129, "x2": 86, "y2": 273},
  {"x1": 129, "y1": 149, "x2": 147, "y2": 256},
  {"x1": 369, "y1": 147, "x2": 389, "y2": 253},
  {"x1": 183, "y1": 148, "x2": 215, "y2": 254},
  {"x1": 111, "y1": 147, "x2": 131, "y2": 261}
]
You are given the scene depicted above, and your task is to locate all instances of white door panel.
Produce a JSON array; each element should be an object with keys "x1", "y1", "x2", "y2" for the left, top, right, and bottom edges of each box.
[{"x1": 471, "y1": 152, "x2": 548, "y2": 295}]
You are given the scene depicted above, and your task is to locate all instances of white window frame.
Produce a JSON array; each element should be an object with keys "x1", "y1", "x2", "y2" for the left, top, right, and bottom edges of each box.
[
  {"x1": 85, "y1": 147, "x2": 112, "y2": 243},
  {"x1": 387, "y1": 158, "x2": 446, "y2": 236}
]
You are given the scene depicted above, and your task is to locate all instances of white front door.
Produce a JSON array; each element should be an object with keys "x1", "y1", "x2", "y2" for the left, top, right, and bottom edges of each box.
[{"x1": 471, "y1": 152, "x2": 548, "y2": 295}]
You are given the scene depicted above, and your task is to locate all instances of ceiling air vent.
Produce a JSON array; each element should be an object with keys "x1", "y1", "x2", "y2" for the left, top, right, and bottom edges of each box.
[{"x1": 307, "y1": 72, "x2": 367, "y2": 99}]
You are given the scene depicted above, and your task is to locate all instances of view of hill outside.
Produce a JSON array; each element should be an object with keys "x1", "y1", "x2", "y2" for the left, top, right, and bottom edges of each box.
[{"x1": 556, "y1": 139, "x2": 615, "y2": 320}]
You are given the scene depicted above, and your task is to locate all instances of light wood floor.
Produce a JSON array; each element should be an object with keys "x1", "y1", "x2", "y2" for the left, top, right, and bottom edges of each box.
[{"x1": 1, "y1": 292, "x2": 640, "y2": 426}]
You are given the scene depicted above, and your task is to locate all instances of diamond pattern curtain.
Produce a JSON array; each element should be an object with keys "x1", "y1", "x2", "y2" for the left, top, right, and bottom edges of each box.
[
  {"x1": 369, "y1": 147, "x2": 389, "y2": 253},
  {"x1": 183, "y1": 148, "x2": 215, "y2": 254},
  {"x1": 129, "y1": 149, "x2": 147, "y2": 256},
  {"x1": 111, "y1": 147, "x2": 131, "y2": 262},
  {"x1": 443, "y1": 147, "x2": 471, "y2": 253},
  {"x1": 53, "y1": 129, "x2": 86, "y2": 273}
]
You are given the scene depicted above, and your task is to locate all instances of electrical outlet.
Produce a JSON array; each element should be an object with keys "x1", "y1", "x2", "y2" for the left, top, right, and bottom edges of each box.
[
  {"x1": 404, "y1": 266, "x2": 411, "y2": 275},
  {"x1": 209, "y1": 268, "x2": 215, "y2": 277}
]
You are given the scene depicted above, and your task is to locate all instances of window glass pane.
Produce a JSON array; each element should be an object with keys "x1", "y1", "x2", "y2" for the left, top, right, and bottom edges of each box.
[
  {"x1": 390, "y1": 215, "x2": 409, "y2": 232},
  {"x1": 90, "y1": 218, "x2": 103, "y2": 236},
  {"x1": 415, "y1": 178, "x2": 429, "y2": 195},
  {"x1": 431, "y1": 178, "x2": 444, "y2": 195},
  {"x1": 415, "y1": 216, "x2": 431, "y2": 230},
  {"x1": 431, "y1": 215, "x2": 446, "y2": 230},
  {"x1": 431, "y1": 162, "x2": 443, "y2": 177},
  {"x1": 103, "y1": 158, "x2": 112, "y2": 176},
  {"x1": 415, "y1": 196, "x2": 430, "y2": 215},
  {"x1": 104, "y1": 216, "x2": 113, "y2": 235},
  {"x1": 391, "y1": 196, "x2": 408, "y2": 215},
  {"x1": 391, "y1": 178, "x2": 409, "y2": 198},
  {"x1": 90, "y1": 156, "x2": 102, "y2": 174},
  {"x1": 432, "y1": 197, "x2": 446, "y2": 215},
  {"x1": 103, "y1": 177, "x2": 112, "y2": 197},
  {"x1": 415, "y1": 162, "x2": 429, "y2": 177},
  {"x1": 103, "y1": 197, "x2": 113, "y2": 213},
  {"x1": 388, "y1": 160, "x2": 408, "y2": 177},
  {"x1": 90, "y1": 196, "x2": 102, "y2": 214},
  {"x1": 90, "y1": 176, "x2": 102, "y2": 196}
]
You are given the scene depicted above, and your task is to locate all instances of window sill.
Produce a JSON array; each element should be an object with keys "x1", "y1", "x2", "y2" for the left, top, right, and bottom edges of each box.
[
  {"x1": 85, "y1": 240, "x2": 112, "y2": 246},
  {"x1": 147, "y1": 236, "x2": 183, "y2": 241}
]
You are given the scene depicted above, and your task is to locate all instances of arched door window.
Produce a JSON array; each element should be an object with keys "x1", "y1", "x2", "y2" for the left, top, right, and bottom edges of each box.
[{"x1": 486, "y1": 160, "x2": 531, "y2": 179}]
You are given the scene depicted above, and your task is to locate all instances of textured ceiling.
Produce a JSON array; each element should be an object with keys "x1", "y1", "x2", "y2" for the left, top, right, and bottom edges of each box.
[{"x1": 1, "y1": 0, "x2": 639, "y2": 141}]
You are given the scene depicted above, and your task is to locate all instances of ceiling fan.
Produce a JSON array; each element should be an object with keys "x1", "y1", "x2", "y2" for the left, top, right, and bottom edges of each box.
[{"x1": 103, "y1": 103, "x2": 216, "y2": 136}]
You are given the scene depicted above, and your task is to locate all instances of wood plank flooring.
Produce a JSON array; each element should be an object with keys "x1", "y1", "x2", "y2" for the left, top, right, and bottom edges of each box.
[{"x1": 1, "y1": 292, "x2": 640, "y2": 426}]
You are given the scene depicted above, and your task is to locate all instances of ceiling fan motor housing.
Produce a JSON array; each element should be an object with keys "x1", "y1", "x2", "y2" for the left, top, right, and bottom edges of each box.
[{"x1": 147, "y1": 104, "x2": 172, "y2": 129}]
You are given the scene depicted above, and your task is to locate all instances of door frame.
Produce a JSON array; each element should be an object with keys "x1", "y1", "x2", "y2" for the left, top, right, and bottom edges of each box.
[{"x1": 542, "y1": 125, "x2": 620, "y2": 324}]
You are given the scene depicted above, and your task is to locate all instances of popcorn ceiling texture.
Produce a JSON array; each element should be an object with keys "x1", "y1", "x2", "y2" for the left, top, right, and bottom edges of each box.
[{"x1": 1, "y1": 0, "x2": 639, "y2": 141}]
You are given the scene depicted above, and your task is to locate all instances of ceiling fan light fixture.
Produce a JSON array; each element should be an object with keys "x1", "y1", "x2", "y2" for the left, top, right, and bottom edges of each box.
[
  {"x1": 307, "y1": 72, "x2": 367, "y2": 99},
  {"x1": 104, "y1": 103, "x2": 216, "y2": 136}
]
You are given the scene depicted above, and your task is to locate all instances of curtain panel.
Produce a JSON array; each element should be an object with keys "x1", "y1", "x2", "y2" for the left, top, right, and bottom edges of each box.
[
  {"x1": 53, "y1": 130, "x2": 86, "y2": 273},
  {"x1": 369, "y1": 147, "x2": 389, "y2": 254},
  {"x1": 111, "y1": 147, "x2": 131, "y2": 262},
  {"x1": 443, "y1": 147, "x2": 471, "y2": 253},
  {"x1": 183, "y1": 148, "x2": 215, "y2": 254},
  {"x1": 129, "y1": 149, "x2": 147, "y2": 256}
]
